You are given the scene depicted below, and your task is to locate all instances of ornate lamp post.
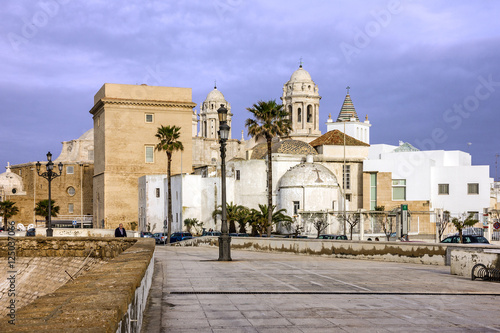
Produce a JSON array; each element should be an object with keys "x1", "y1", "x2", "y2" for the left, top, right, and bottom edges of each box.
[
  {"x1": 36, "y1": 152, "x2": 63, "y2": 237},
  {"x1": 217, "y1": 104, "x2": 232, "y2": 261}
]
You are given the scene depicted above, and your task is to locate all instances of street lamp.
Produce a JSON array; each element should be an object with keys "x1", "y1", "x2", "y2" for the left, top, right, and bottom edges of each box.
[
  {"x1": 36, "y1": 152, "x2": 63, "y2": 237},
  {"x1": 217, "y1": 104, "x2": 232, "y2": 261}
]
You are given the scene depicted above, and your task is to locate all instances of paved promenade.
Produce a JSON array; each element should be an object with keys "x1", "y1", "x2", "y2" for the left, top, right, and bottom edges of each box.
[{"x1": 142, "y1": 246, "x2": 500, "y2": 333}]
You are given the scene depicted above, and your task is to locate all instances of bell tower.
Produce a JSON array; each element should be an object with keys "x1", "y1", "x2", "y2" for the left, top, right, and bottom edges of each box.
[{"x1": 281, "y1": 63, "x2": 321, "y2": 143}]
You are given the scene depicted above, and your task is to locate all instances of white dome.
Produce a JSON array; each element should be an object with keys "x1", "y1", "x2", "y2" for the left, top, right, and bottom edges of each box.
[
  {"x1": 279, "y1": 163, "x2": 338, "y2": 188},
  {"x1": 289, "y1": 66, "x2": 312, "y2": 82},
  {"x1": 205, "y1": 87, "x2": 226, "y2": 103},
  {"x1": 0, "y1": 165, "x2": 24, "y2": 195}
]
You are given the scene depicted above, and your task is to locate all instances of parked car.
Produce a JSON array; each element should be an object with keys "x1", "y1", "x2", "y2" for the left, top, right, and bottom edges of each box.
[
  {"x1": 140, "y1": 231, "x2": 154, "y2": 238},
  {"x1": 441, "y1": 235, "x2": 490, "y2": 244},
  {"x1": 318, "y1": 234, "x2": 347, "y2": 240},
  {"x1": 170, "y1": 232, "x2": 193, "y2": 243},
  {"x1": 26, "y1": 228, "x2": 36, "y2": 237},
  {"x1": 229, "y1": 233, "x2": 250, "y2": 237},
  {"x1": 202, "y1": 230, "x2": 222, "y2": 236},
  {"x1": 153, "y1": 232, "x2": 168, "y2": 244}
]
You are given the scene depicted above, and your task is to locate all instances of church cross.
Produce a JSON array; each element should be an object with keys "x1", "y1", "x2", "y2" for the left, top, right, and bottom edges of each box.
[
  {"x1": 299, "y1": 57, "x2": 303, "y2": 68},
  {"x1": 313, "y1": 167, "x2": 323, "y2": 183},
  {"x1": 346, "y1": 86, "x2": 350, "y2": 94}
]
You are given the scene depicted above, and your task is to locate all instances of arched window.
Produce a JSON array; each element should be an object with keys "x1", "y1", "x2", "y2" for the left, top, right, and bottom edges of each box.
[
  {"x1": 298, "y1": 108, "x2": 302, "y2": 122},
  {"x1": 307, "y1": 105, "x2": 312, "y2": 123},
  {"x1": 288, "y1": 105, "x2": 292, "y2": 122}
]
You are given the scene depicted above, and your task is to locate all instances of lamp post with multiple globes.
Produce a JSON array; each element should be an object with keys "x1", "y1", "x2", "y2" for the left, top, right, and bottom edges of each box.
[{"x1": 36, "y1": 152, "x2": 63, "y2": 237}]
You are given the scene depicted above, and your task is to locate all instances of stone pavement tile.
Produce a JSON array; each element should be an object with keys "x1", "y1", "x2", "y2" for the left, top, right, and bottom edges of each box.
[
  {"x1": 341, "y1": 326, "x2": 392, "y2": 333},
  {"x1": 201, "y1": 303, "x2": 240, "y2": 312},
  {"x1": 161, "y1": 318, "x2": 211, "y2": 329},
  {"x1": 204, "y1": 310, "x2": 246, "y2": 320},
  {"x1": 256, "y1": 327, "x2": 304, "y2": 333},
  {"x1": 246, "y1": 317, "x2": 293, "y2": 327},
  {"x1": 278, "y1": 309, "x2": 323, "y2": 318},
  {"x1": 298, "y1": 327, "x2": 348, "y2": 333},
  {"x1": 212, "y1": 327, "x2": 259, "y2": 333},
  {"x1": 208, "y1": 318, "x2": 253, "y2": 328},
  {"x1": 287, "y1": 317, "x2": 335, "y2": 327},
  {"x1": 325, "y1": 318, "x2": 373, "y2": 327},
  {"x1": 241, "y1": 310, "x2": 283, "y2": 319},
  {"x1": 165, "y1": 304, "x2": 204, "y2": 312},
  {"x1": 235, "y1": 304, "x2": 275, "y2": 311},
  {"x1": 365, "y1": 317, "x2": 410, "y2": 326}
]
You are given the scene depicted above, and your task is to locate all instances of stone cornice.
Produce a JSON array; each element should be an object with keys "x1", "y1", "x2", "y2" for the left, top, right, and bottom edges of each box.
[{"x1": 89, "y1": 98, "x2": 196, "y2": 115}]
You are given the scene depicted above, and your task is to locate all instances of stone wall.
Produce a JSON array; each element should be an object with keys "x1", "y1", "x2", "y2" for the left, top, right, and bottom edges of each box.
[
  {"x1": 0, "y1": 237, "x2": 155, "y2": 332},
  {"x1": 180, "y1": 237, "x2": 448, "y2": 265},
  {"x1": 449, "y1": 246, "x2": 500, "y2": 278}
]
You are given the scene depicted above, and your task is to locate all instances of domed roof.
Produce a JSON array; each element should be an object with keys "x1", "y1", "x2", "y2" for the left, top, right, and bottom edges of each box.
[
  {"x1": 279, "y1": 163, "x2": 338, "y2": 188},
  {"x1": 78, "y1": 128, "x2": 94, "y2": 141},
  {"x1": 205, "y1": 87, "x2": 226, "y2": 103},
  {"x1": 250, "y1": 140, "x2": 317, "y2": 159},
  {"x1": 289, "y1": 66, "x2": 312, "y2": 82},
  {"x1": 0, "y1": 164, "x2": 24, "y2": 195},
  {"x1": 272, "y1": 139, "x2": 318, "y2": 155}
]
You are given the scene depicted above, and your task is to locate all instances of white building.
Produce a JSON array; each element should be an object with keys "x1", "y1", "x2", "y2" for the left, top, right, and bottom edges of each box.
[{"x1": 364, "y1": 143, "x2": 491, "y2": 219}]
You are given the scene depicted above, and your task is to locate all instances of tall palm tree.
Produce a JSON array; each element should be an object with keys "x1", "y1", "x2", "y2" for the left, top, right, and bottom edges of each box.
[
  {"x1": 155, "y1": 125, "x2": 184, "y2": 245},
  {"x1": 0, "y1": 200, "x2": 19, "y2": 230},
  {"x1": 246, "y1": 100, "x2": 291, "y2": 236},
  {"x1": 34, "y1": 199, "x2": 59, "y2": 227}
]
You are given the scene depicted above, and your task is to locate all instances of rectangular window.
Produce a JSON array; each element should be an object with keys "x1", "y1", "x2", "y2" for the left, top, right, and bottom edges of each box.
[
  {"x1": 68, "y1": 203, "x2": 74, "y2": 214},
  {"x1": 332, "y1": 201, "x2": 335, "y2": 210},
  {"x1": 145, "y1": 113, "x2": 154, "y2": 123},
  {"x1": 438, "y1": 184, "x2": 449, "y2": 195},
  {"x1": 236, "y1": 170, "x2": 240, "y2": 180},
  {"x1": 293, "y1": 201, "x2": 300, "y2": 215},
  {"x1": 468, "y1": 183, "x2": 479, "y2": 195},
  {"x1": 370, "y1": 173, "x2": 377, "y2": 210},
  {"x1": 343, "y1": 165, "x2": 351, "y2": 190},
  {"x1": 67, "y1": 166, "x2": 74, "y2": 174},
  {"x1": 346, "y1": 194, "x2": 351, "y2": 201},
  {"x1": 392, "y1": 179, "x2": 406, "y2": 201},
  {"x1": 145, "y1": 146, "x2": 154, "y2": 163},
  {"x1": 156, "y1": 188, "x2": 160, "y2": 198}
]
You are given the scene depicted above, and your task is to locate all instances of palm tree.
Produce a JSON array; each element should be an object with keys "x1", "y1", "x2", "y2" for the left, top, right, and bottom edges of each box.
[
  {"x1": 452, "y1": 212, "x2": 479, "y2": 243},
  {"x1": 250, "y1": 204, "x2": 293, "y2": 236},
  {"x1": 184, "y1": 218, "x2": 202, "y2": 235},
  {"x1": 155, "y1": 125, "x2": 184, "y2": 245},
  {"x1": 0, "y1": 200, "x2": 19, "y2": 230},
  {"x1": 212, "y1": 202, "x2": 244, "y2": 233},
  {"x1": 34, "y1": 200, "x2": 60, "y2": 227},
  {"x1": 246, "y1": 100, "x2": 291, "y2": 236}
]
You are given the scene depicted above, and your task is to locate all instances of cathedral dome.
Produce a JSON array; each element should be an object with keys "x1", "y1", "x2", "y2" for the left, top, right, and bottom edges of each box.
[
  {"x1": 250, "y1": 139, "x2": 317, "y2": 159},
  {"x1": 272, "y1": 139, "x2": 318, "y2": 155},
  {"x1": 279, "y1": 162, "x2": 338, "y2": 188},
  {"x1": 205, "y1": 87, "x2": 226, "y2": 103},
  {"x1": 289, "y1": 66, "x2": 312, "y2": 82},
  {"x1": 78, "y1": 128, "x2": 94, "y2": 141}
]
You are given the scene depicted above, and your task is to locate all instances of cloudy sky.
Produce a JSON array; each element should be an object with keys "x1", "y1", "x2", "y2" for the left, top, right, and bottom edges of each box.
[{"x1": 1, "y1": 0, "x2": 499, "y2": 179}]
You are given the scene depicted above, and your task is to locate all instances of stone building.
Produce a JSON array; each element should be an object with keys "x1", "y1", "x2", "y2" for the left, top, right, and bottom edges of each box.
[
  {"x1": 2, "y1": 129, "x2": 94, "y2": 227},
  {"x1": 89, "y1": 83, "x2": 196, "y2": 230}
]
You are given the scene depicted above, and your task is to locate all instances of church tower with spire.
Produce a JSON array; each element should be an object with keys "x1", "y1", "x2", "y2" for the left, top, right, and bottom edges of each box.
[
  {"x1": 326, "y1": 87, "x2": 371, "y2": 144},
  {"x1": 281, "y1": 64, "x2": 321, "y2": 143}
]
